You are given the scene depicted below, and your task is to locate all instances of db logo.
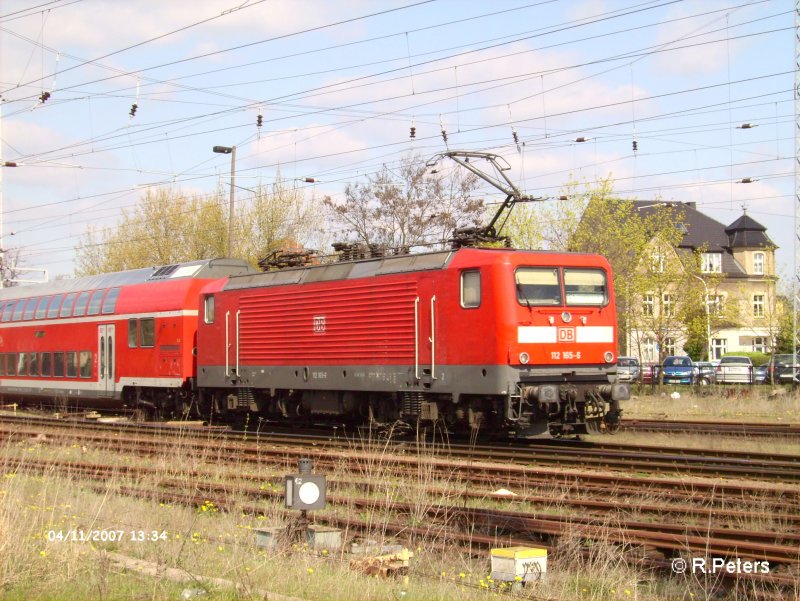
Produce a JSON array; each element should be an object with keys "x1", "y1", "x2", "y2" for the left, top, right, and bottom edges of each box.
[
  {"x1": 558, "y1": 327, "x2": 575, "y2": 342},
  {"x1": 313, "y1": 315, "x2": 326, "y2": 334}
]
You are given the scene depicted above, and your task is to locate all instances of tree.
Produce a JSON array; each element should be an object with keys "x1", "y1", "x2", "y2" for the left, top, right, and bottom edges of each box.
[
  {"x1": 323, "y1": 152, "x2": 483, "y2": 251},
  {"x1": 75, "y1": 178, "x2": 319, "y2": 276}
]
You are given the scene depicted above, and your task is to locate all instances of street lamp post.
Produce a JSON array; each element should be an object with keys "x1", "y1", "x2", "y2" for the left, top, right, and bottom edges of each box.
[
  {"x1": 691, "y1": 273, "x2": 712, "y2": 362},
  {"x1": 213, "y1": 145, "x2": 236, "y2": 257}
]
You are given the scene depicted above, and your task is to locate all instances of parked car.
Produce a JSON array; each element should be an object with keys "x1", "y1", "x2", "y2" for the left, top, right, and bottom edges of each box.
[
  {"x1": 662, "y1": 355, "x2": 697, "y2": 385},
  {"x1": 694, "y1": 361, "x2": 717, "y2": 385},
  {"x1": 641, "y1": 363, "x2": 659, "y2": 384},
  {"x1": 716, "y1": 355, "x2": 753, "y2": 384},
  {"x1": 616, "y1": 357, "x2": 641, "y2": 382},
  {"x1": 754, "y1": 364, "x2": 768, "y2": 385},
  {"x1": 766, "y1": 354, "x2": 800, "y2": 384}
]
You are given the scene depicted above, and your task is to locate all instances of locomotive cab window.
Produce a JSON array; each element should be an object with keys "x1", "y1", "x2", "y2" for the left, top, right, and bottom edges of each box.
[
  {"x1": 204, "y1": 295, "x2": 215, "y2": 324},
  {"x1": 460, "y1": 271, "x2": 481, "y2": 308},
  {"x1": 515, "y1": 268, "x2": 562, "y2": 306},
  {"x1": 564, "y1": 269, "x2": 608, "y2": 306}
]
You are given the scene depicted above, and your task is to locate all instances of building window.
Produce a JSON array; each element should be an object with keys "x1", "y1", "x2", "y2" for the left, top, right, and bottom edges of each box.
[
  {"x1": 701, "y1": 253, "x2": 722, "y2": 273},
  {"x1": 642, "y1": 338, "x2": 657, "y2": 363},
  {"x1": 752, "y1": 337, "x2": 767, "y2": 353},
  {"x1": 649, "y1": 251, "x2": 665, "y2": 273},
  {"x1": 643, "y1": 294, "x2": 654, "y2": 317},
  {"x1": 662, "y1": 294, "x2": 674, "y2": 318},
  {"x1": 753, "y1": 294, "x2": 765, "y2": 318},
  {"x1": 711, "y1": 338, "x2": 727, "y2": 360},
  {"x1": 753, "y1": 252, "x2": 765, "y2": 275},
  {"x1": 663, "y1": 337, "x2": 676, "y2": 356},
  {"x1": 706, "y1": 294, "x2": 725, "y2": 316}
]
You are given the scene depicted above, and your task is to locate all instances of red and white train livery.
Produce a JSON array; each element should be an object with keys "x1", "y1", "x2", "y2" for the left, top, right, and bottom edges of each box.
[{"x1": 0, "y1": 248, "x2": 628, "y2": 436}]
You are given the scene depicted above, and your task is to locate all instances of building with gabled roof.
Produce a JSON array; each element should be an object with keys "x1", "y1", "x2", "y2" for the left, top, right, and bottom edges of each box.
[{"x1": 627, "y1": 201, "x2": 777, "y2": 363}]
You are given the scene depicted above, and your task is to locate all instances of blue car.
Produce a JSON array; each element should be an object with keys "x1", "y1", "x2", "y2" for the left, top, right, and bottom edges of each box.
[{"x1": 662, "y1": 355, "x2": 697, "y2": 385}]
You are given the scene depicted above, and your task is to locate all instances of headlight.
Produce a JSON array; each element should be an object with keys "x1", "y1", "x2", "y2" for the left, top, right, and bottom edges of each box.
[
  {"x1": 519, "y1": 352, "x2": 530, "y2": 364},
  {"x1": 604, "y1": 351, "x2": 614, "y2": 363}
]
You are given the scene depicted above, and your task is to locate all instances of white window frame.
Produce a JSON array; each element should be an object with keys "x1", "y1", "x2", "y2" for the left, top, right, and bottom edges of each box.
[
  {"x1": 753, "y1": 294, "x2": 765, "y2": 318},
  {"x1": 650, "y1": 251, "x2": 665, "y2": 273},
  {"x1": 706, "y1": 294, "x2": 724, "y2": 316},
  {"x1": 662, "y1": 294, "x2": 674, "y2": 318},
  {"x1": 642, "y1": 338, "x2": 657, "y2": 363},
  {"x1": 643, "y1": 294, "x2": 654, "y2": 317},
  {"x1": 753, "y1": 252, "x2": 765, "y2": 275},
  {"x1": 711, "y1": 338, "x2": 727, "y2": 360},
  {"x1": 752, "y1": 336, "x2": 767, "y2": 353},
  {"x1": 663, "y1": 337, "x2": 676, "y2": 356},
  {"x1": 701, "y1": 253, "x2": 722, "y2": 274}
]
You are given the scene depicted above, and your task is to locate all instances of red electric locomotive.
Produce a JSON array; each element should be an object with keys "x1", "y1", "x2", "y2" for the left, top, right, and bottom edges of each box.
[
  {"x1": 0, "y1": 259, "x2": 254, "y2": 415},
  {"x1": 197, "y1": 247, "x2": 628, "y2": 436}
]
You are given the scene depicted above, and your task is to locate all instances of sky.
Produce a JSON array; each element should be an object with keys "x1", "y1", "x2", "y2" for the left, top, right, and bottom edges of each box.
[{"x1": 0, "y1": 0, "x2": 794, "y2": 281}]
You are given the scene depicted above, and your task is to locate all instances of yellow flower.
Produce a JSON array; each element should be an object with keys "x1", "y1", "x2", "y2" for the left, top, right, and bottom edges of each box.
[
  {"x1": 625, "y1": 590, "x2": 631, "y2": 596},
  {"x1": 307, "y1": 568, "x2": 314, "y2": 575},
  {"x1": 217, "y1": 546, "x2": 224, "y2": 552},
  {"x1": 441, "y1": 571, "x2": 446, "y2": 577},
  {"x1": 39, "y1": 551, "x2": 46, "y2": 557},
  {"x1": 322, "y1": 549, "x2": 328, "y2": 555},
  {"x1": 459, "y1": 572, "x2": 466, "y2": 579}
]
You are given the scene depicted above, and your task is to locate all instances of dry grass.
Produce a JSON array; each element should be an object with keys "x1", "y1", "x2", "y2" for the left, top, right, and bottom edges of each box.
[
  {"x1": 0, "y1": 425, "x2": 796, "y2": 600},
  {"x1": 624, "y1": 386, "x2": 800, "y2": 422}
]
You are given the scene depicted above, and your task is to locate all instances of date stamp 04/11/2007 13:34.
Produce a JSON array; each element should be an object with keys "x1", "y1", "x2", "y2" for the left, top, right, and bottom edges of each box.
[{"x1": 45, "y1": 529, "x2": 168, "y2": 543}]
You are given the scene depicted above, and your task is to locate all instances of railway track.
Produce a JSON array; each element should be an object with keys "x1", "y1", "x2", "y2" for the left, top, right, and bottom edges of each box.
[
  {"x1": 6, "y1": 456, "x2": 797, "y2": 590},
  {"x1": 3, "y1": 413, "x2": 798, "y2": 592},
  {"x1": 622, "y1": 418, "x2": 800, "y2": 438},
  {"x1": 2, "y1": 413, "x2": 799, "y2": 483}
]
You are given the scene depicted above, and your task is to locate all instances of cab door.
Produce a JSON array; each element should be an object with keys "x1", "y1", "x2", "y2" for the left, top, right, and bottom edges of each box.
[{"x1": 98, "y1": 324, "x2": 116, "y2": 397}]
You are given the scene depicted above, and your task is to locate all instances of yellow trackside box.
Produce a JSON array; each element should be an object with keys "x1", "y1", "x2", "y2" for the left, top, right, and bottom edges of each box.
[{"x1": 490, "y1": 547, "x2": 547, "y2": 582}]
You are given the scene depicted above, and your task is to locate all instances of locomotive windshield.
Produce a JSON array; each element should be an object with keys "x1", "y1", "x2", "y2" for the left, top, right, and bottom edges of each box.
[
  {"x1": 515, "y1": 268, "x2": 561, "y2": 306},
  {"x1": 563, "y1": 269, "x2": 607, "y2": 305},
  {"x1": 515, "y1": 267, "x2": 607, "y2": 306}
]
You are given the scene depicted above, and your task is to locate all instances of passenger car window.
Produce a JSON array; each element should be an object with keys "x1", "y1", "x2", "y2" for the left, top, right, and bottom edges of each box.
[
  {"x1": 59, "y1": 293, "x2": 77, "y2": 317},
  {"x1": 73, "y1": 291, "x2": 91, "y2": 316},
  {"x1": 23, "y1": 298, "x2": 38, "y2": 320},
  {"x1": 128, "y1": 319, "x2": 138, "y2": 348},
  {"x1": 140, "y1": 318, "x2": 155, "y2": 347},
  {"x1": 12, "y1": 300, "x2": 26, "y2": 321},
  {"x1": 66, "y1": 352, "x2": 77, "y2": 377},
  {"x1": 79, "y1": 351, "x2": 92, "y2": 378},
  {"x1": 515, "y1": 268, "x2": 562, "y2": 306},
  {"x1": 35, "y1": 297, "x2": 50, "y2": 319},
  {"x1": 2, "y1": 301, "x2": 15, "y2": 322},
  {"x1": 101, "y1": 288, "x2": 120, "y2": 314},
  {"x1": 87, "y1": 290, "x2": 105, "y2": 315},
  {"x1": 47, "y1": 295, "x2": 64, "y2": 318},
  {"x1": 53, "y1": 353, "x2": 65, "y2": 377}
]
